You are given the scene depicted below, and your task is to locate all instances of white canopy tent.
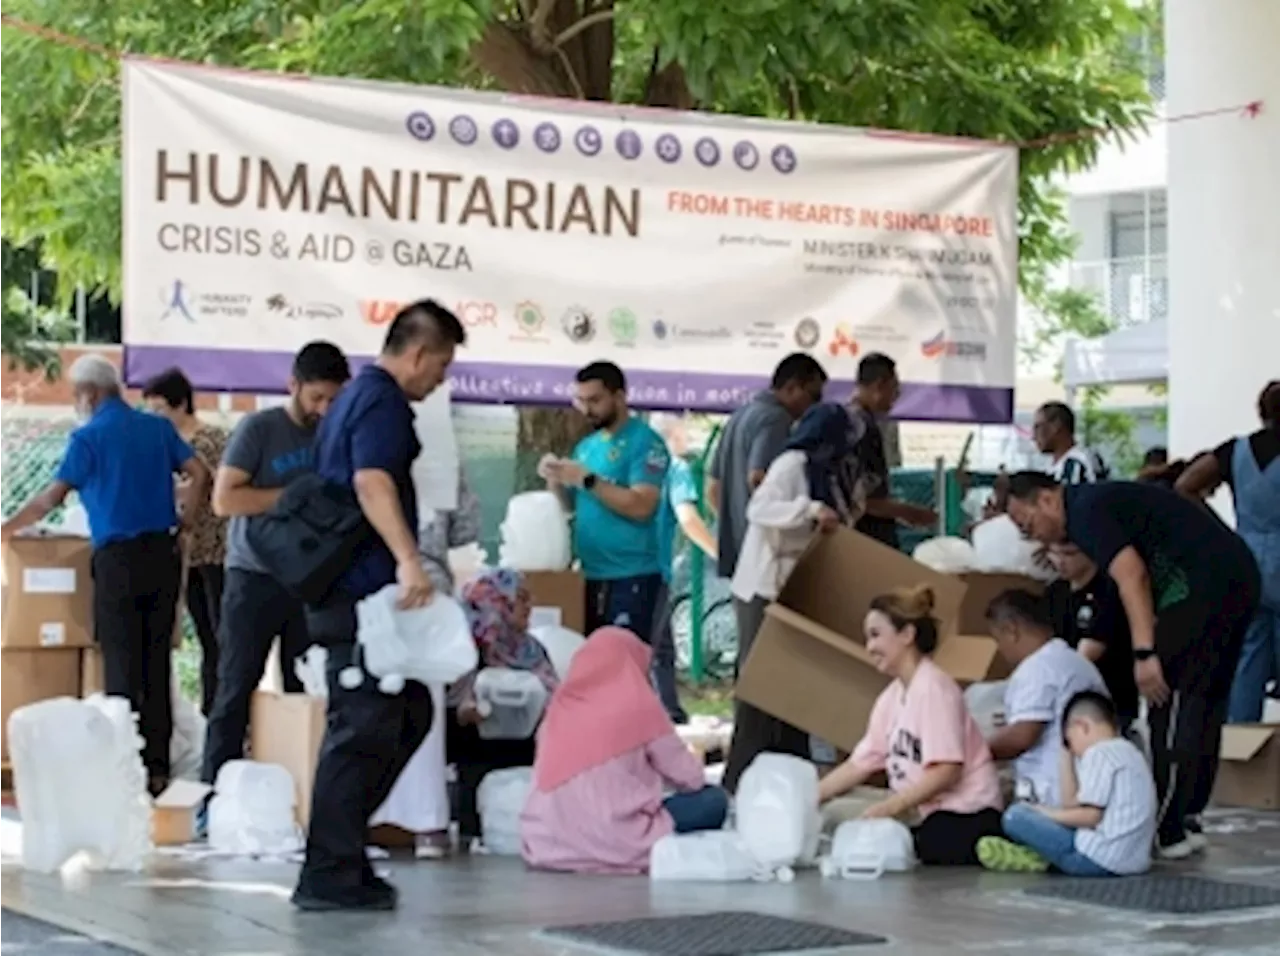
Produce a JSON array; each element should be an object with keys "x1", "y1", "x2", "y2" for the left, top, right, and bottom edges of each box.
[{"x1": 1062, "y1": 319, "x2": 1168, "y2": 390}]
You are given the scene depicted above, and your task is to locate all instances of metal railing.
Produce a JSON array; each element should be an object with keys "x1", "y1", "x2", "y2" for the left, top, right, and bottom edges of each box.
[{"x1": 1068, "y1": 255, "x2": 1168, "y2": 327}]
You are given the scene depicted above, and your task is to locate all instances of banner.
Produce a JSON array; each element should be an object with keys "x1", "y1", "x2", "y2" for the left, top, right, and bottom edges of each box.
[{"x1": 123, "y1": 61, "x2": 1019, "y2": 421}]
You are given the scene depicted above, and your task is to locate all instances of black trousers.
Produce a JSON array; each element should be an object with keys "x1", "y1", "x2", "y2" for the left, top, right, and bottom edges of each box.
[
  {"x1": 201, "y1": 568, "x2": 311, "y2": 785},
  {"x1": 297, "y1": 602, "x2": 434, "y2": 894},
  {"x1": 1150, "y1": 577, "x2": 1259, "y2": 847},
  {"x1": 90, "y1": 531, "x2": 183, "y2": 781},
  {"x1": 445, "y1": 711, "x2": 536, "y2": 839},
  {"x1": 913, "y1": 808, "x2": 1003, "y2": 866},
  {"x1": 186, "y1": 563, "x2": 225, "y2": 717},
  {"x1": 723, "y1": 596, "x2": 809, "y2": 794}
]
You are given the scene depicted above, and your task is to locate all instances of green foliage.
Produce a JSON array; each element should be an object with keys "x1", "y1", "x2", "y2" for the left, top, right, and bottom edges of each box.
[
  {"x1": 3, "y1": 0, "x2": 1154, "y2": 314},
  {"x1": 1, "y1": 240, "x2": 72, "y2": 376}
]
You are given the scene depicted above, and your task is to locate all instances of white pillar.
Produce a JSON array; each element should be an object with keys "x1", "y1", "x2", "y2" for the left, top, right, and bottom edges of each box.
[{"x1": 1166, "y1": 0, "x2": 1280, "y2": 461}]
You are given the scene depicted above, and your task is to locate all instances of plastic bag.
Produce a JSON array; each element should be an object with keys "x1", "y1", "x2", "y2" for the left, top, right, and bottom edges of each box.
[
  {"x1": 447, "y1": 543, "x2": 488, "y2": 587},
  {"x1": 476, "y1": 767, "x2": 532, "y2": 856},
  {"x1": 498, "y1": 492, "x2": 571, "y2": 571},
  {"x1": 294, "y1": 645, "x2": 329, "y2": 698},
  {"x1": 529, "y1": 625, "x2": 585, "y2": 682},
  {"x1": 735, "y1": 753, "x2": 820, "y2": 878},
  {"x1": 963, "y1": 680, "x2": 1008, "y2": 740},
  {"x1": 207, "y1": 760, "x2": 302, "y2": 856},
  {"x1": 650, "y1": 831, "x2": 770, "y2": 881},
  {"x1": 971, "y1": 515, "x2": 1057, "y2": 581},
  {"x1": 473, "y1": 668, "x2": 548, "y2": 740},
  {"x1": 912, "y1": 537, "x2": 979, "y2": 574},
  {"x1": 167, "y1": 673, "x2": 207, "y2": 782},
  {"x1": 820, "y1": 819, "x2": 917, "y2": 880},
  {"x1": 8, "y1": 696, "x2": 152, "y2": 873},
  {"x1": 355, "y1": 588, "x2": 479, "y2": 694}
]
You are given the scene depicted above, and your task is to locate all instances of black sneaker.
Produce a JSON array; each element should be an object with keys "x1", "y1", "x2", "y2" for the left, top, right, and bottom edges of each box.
[{"x1": 291, "y1": 881, "x2": 396, "y2": 912}]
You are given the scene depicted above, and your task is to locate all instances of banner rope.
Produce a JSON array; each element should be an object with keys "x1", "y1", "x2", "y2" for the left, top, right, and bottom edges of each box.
[{"x1": 1, "y1": 12, "x2": 1265, "y2": 149}]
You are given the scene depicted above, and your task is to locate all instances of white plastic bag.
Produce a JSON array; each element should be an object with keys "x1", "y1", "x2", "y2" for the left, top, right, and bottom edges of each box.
[
  {"x1": 530, "y1": 624, "x2": 585, "y2": 682},
  {"x1": 912, "y1": 536, "x2": 979, "y2": 574},
  {"x1": 207, "y1": 760, "x2": 302, "y2": 856},
  {"x1": 169, "y1": 676, "x2": 206, "y2": 782},
  {"x1": 964, "y1": 680, "x2": 1008, "y2": 740},
  {"x1": 735, "y1": 753, "x2": 820, "y2": 878},
  {"x1": 473, "y1": 668, "x2": 548, "y2": 740},
  {"x1": 447, "y1": 543, "x2": 488, "y2": 587},
  {"x1": 498, "y1": 492, "x2": 571, "y2": 571},
  {"x1": 650, "y1": 831, "x2": 769, "y2": 881},
  {"x1": 820, "y1": 819, "x2": 917, "y2": 880},
  {"x1": 476, "y1": 767, "x2": 532, "y2": 856},
  {"x1": 8, "y1": 696, "x2": 152, "y2": 873},
  {"x1": 294, "y1": 645, "x2": 329, "y2": 698},
  {"x1": 971, "y1": 515, "x2": 1057, "y2": 581},
  {"x1": 355, "y1": 589, "x2": 479, "y2": 694}
]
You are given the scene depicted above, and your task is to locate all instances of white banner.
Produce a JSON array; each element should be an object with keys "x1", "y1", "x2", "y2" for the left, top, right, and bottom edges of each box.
[{"x1": 123, "y1": 60, "x2": 1018, "y2": 420}]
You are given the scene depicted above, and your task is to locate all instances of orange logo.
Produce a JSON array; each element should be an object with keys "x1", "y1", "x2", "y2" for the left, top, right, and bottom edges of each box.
[
  {"x1": 361, "y1": 300, "x2": 498, "y2": 327},
  {"x1": 361, "y1": 300, "x2": 401, "y2": 326},
  {"x1": 827, "y1": 323, "x2": 859, "y2": 357}
]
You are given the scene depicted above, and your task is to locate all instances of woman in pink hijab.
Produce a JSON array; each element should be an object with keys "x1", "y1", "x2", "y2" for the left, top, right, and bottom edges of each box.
[{"x1": 520, "y1": 627, "x2": 729, "y2": 874}]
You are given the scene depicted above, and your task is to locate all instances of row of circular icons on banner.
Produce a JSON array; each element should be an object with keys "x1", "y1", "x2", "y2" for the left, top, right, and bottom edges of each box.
[{"x1": 405, "y1": 111, "x2": 798, "y2": 174}]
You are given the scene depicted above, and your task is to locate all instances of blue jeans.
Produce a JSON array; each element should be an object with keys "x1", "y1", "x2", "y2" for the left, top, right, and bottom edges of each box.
[
  {"x1": 650, "y1": 586, "x2": 688, "y2": 723},
  {"x1": 663, "y1": 786, "x2": 730, "y2": 834},
  {"x1": 1002, "y1": 803, "x2": 1114, "y2": 877},
  {"x1": 1228, "y1": 606, "x2": 1279, "y2": 723}
]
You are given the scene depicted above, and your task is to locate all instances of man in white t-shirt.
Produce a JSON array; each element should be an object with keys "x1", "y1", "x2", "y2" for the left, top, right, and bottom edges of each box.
[
  {"x1": 984, "y1": 589, "x2": 1108, "y2": 806},
  {"x1": 1033, "y1": 401, "x2": 1107, "y2": 484},
  {"x1": 977, "y1": 690, "x2": 1157, "y2": 876}
]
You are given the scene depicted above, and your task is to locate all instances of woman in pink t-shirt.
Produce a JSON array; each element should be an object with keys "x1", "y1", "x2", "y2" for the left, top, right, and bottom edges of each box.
[
  {"x1": 819, "y1": 585, "x2": 1004, "y2": 865},
  {"x1": 521, "y1": 627, "x2": 729, "y2": 874}
]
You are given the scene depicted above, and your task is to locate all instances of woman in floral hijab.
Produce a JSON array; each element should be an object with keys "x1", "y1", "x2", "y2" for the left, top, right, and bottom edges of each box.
[{"x1": 447, "y1": 568, "x2": 558, "y2": 846}]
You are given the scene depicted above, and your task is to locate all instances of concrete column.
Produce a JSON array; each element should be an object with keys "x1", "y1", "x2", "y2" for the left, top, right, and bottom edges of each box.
[{"x1": 1166, "y1": 0, "x2": 1280, "y2": 461}]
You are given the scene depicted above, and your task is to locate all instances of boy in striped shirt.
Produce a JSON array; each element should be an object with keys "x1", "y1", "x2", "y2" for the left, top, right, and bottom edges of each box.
[{"x1": 978, "y1": 690, "x2": 1157, "y2": 876}]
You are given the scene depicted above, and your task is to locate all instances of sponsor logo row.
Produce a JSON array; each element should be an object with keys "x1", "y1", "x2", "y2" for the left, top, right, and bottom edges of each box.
[{"x1": 159, "y1": 280, "x2": 986, "y2": 361}]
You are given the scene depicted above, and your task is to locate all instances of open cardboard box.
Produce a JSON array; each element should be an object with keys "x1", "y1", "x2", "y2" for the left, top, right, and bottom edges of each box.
[
  {"x1": 1212, "y1": 724, "x2": 1280, "y2": 811},
  {"x1": 736, "y1": 528, "x2": 1034, "y2": 753},
  {"x1": 523, "y1": 570, "x2": 585, "y2": 634}
]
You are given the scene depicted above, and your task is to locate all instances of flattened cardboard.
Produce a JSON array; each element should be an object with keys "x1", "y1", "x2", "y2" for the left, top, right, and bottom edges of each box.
[
  {"x1": 524, "y1": 570, "x2": 585, "y2": 634},
  {"x1": 956, "y1": 573, "x2": 1045, "y2": 636},
  {"x1": 736, "y1": 528, "x2": 1009, "y2": 753},
  {"x1": 1, "y1": 536, "x2": 93, "y2": 649},
  {"x1": 152, "y1": 780, "x2": 214, "y2": 846},
  {"x1": 1212, "y1": 725, "x2": 1280, "y2": 811},
  {"x1": 250, "y1": 690, "x2": 327, "y2": 828},
  {"x1": 1, "y1": 648, "x2": 82, "y2": 759}
]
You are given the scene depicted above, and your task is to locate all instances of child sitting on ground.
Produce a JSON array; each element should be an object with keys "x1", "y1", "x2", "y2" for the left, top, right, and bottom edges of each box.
[{"x1": 978, "y1": 690, "x2": 1156, "y2": 876}]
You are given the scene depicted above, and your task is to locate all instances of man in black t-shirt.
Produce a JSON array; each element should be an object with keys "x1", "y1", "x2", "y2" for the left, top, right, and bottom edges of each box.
[
  {"x1": 1046, "y1": 543, "x2": 1139, "y2": 726},
  {"x1": 1007, "y1": 472, "x2": 1260, "y2": 858}
]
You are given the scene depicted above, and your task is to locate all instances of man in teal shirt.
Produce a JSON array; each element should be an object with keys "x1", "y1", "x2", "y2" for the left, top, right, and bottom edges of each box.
[
  {"x1": 651, "y1": 415, "x2": 718, "y2": 722},
  {"x1": 544, "y1": 361, "x2": 670, "y2": 639}
]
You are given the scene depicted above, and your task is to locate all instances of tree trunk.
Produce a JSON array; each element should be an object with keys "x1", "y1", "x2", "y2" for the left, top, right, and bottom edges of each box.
[{"x1": 471, "y1": 3, "x2": 692, "y2": 492}]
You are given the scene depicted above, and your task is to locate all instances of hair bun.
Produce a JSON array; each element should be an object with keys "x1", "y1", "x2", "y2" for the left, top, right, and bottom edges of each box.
[{"x1": 906, "y1": 584, "x2": 935, "y2": 616}]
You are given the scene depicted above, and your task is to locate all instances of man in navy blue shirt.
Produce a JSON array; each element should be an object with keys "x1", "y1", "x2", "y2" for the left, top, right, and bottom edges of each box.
[
  {"x1": 2, "y1": 355, "x2": 207, "y2": 793},
  {"x1": 293, "y1": 300, "x2": 465, "y2": 912},
  {"x1": 1007, "y1": 471, "x2": 1259, "y2": 858}
]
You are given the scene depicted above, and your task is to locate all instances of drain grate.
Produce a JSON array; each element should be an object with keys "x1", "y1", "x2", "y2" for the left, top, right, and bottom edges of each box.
[
  {"x1": 542, "y1": 910, "x2": 885, "y2": 954},
  {"x1": 1024, "y1": 874, "x2": 1280, "y2": 915}
]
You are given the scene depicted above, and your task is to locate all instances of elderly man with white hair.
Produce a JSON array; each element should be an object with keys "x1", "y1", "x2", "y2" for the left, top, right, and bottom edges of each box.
[{"x1": 2, "y1": 353, "x2": 208, "y2": 795}]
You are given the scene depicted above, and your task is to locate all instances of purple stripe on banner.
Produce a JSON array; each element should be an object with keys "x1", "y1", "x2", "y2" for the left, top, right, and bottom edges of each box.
[{"x1": 124, "y1": 345, "x2": 1013, "y2": 424}]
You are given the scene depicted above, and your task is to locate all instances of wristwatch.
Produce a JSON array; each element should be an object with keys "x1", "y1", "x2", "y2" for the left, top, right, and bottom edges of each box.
[
  {"x1": 583, "y1": 473, "x2": 598, "y2": 491},
  {"x1": 1133, "y1": 648, "x2": 1158, "y2": 662}
]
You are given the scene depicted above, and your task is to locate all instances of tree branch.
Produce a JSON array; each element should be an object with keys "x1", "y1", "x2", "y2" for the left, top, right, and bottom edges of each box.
[
  {"x1": 554, "y1": 8, "x2": 615, "y2": 49},
  {"x1": 470, "y1": 20, "x2": 576, "y2": 97},
  {"x1": 643, "y1": 61, "x2": 695, "y2": 110}
]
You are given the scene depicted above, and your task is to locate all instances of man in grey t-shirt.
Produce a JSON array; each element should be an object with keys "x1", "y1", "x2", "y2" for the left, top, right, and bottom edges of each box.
[{"x1": 201, "y1": 342, "x2": 351, "y2": 787}]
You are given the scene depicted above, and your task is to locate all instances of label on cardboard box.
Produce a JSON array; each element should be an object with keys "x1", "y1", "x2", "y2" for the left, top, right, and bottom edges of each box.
[
  {"x1": 530, "y1": 606, "x2": 562, "y2": 629},
  {"x1": 22, "y1": 568, "x2": 77, "y2": 594},
  {"x1": 38, "y1": 622, "x2": 66, "y2": 647}
]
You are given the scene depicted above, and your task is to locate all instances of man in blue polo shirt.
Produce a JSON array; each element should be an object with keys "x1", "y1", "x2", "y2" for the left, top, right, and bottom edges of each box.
[
  {"x1": 543, "y1": 361, "x2": 669, "y2": 640},
  {"x1": 2, "y1": 354, "x2": 207, "y2": 794},
  {"x1": 291, "y1": 300, "x2": 465, "y2": 913}
]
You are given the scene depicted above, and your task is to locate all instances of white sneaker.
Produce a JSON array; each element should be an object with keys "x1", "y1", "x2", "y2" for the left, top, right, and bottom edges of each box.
[
  {"x1": 1157, "y1": 838, "x2": 1198, "y2": 861},
  {"x1": 1185, "y1": 831, "x2": 1209, "y2": 853}
]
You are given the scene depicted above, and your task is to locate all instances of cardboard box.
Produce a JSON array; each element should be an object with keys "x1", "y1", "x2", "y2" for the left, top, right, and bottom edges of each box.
[
  {"x1": 152, "y1": 780, "x2": 214, "y2": 846},
  {"x1": 249, "y1": 690, "x2": 327, "y2": 828},
  {"x1": 955, "y1": 573, "x2": 1045, "y2": 635},
  {"x1": 81, "y1": 646, "x2": 104, "y2": 696},
  {"x1": 736, "y1": 528, "x2": 1010, "y2": 753},
  {"x1": 1, "y1": 648, "x2": 83, "y2": 759},
  {"x1": 1212, "y1": 725, "x2": 1280, "y2": 811},
  {"x1": 524, "y1": 570, "x2": 585, "y2": 634},
  {"x1": 1, "y1": 535, "x2": 93, "y2": 649}
]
